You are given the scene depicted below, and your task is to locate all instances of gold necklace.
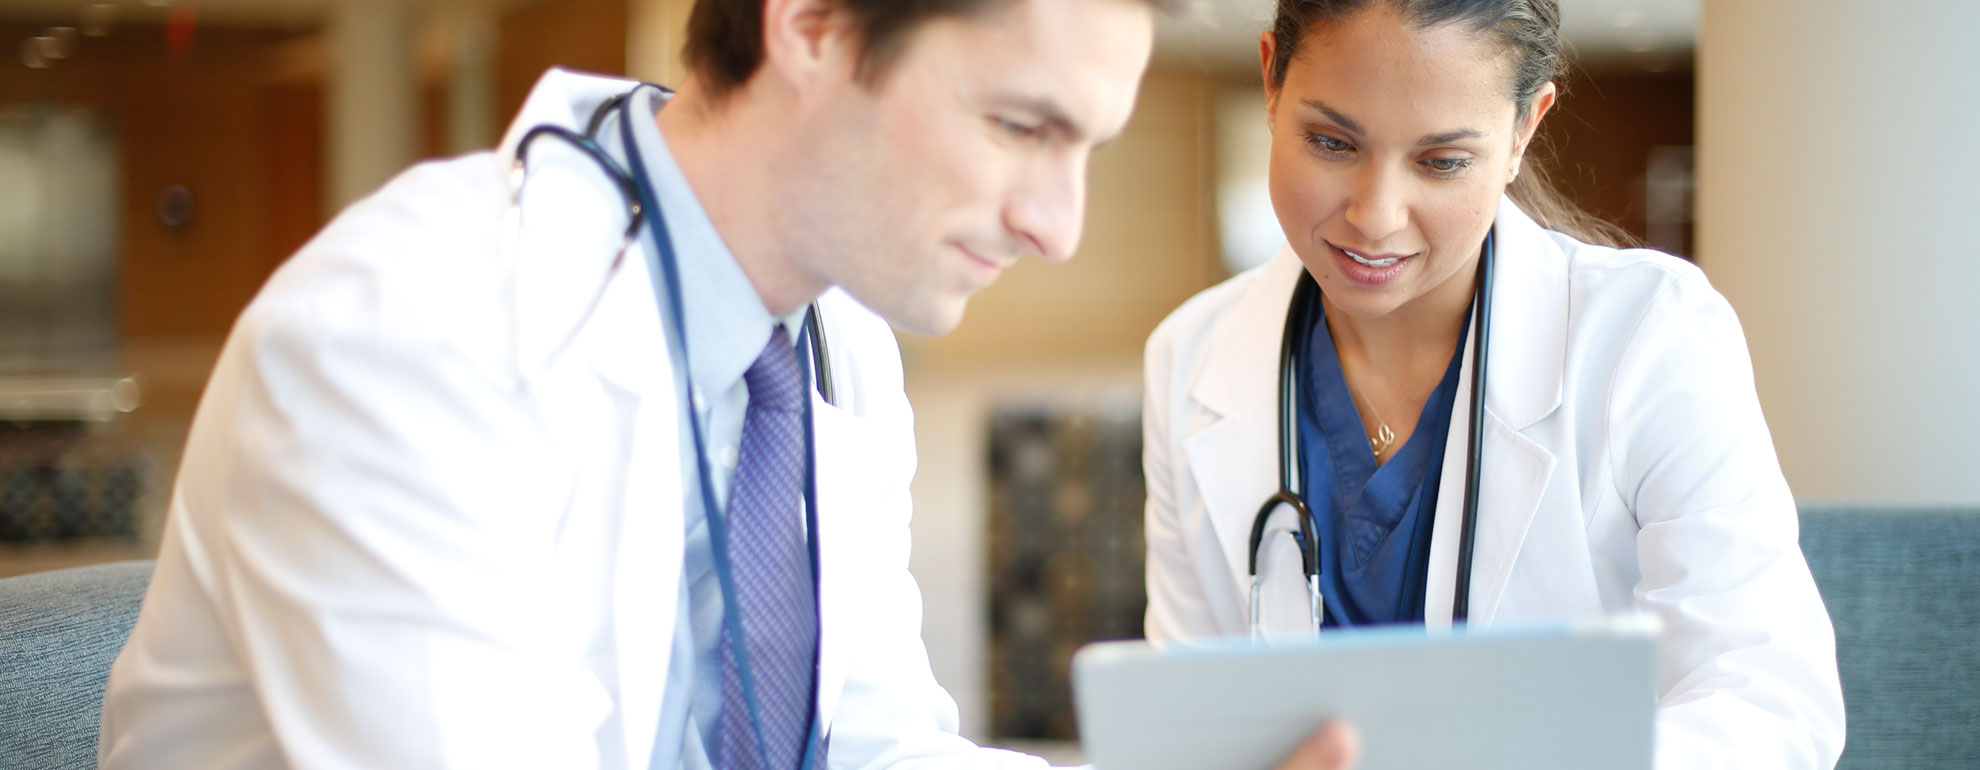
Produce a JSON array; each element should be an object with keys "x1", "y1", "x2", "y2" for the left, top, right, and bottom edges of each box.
[
  {"x1": 1358, "y1": 394, "x2": 1399, "y2": 458},
  {"x1": 1348, "y1": 364, "x2": 1442, "y2": 459}
]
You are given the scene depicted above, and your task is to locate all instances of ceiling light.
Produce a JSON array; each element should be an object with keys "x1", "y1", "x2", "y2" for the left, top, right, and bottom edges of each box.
[
  {"x1": 21, "y1": 38, "x2": 49, "y2": 69},
  {"x1": 81, "y1": 4, "x2": 119, "y2": 37}
]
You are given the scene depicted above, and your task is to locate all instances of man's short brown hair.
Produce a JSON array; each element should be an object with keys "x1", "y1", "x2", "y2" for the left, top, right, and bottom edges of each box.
[{"x1": 682, "y1": 0, "x2": 1183, "y2": 97}]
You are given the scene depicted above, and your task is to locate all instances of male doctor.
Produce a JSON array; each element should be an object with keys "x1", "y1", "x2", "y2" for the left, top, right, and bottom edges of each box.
[{"x1": 99, "y1": 0, "x2": 1356, "y2": 768}]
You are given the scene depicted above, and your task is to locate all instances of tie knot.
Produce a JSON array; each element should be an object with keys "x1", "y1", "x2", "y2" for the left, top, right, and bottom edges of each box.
[{"x1": 743, "y1": 326, "x2": 805, "y2": 413}]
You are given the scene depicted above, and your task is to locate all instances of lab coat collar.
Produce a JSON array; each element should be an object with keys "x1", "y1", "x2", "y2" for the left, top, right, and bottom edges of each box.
[
  {"x1": 495, "y1": 68, "x2": 637, "y2": 171},
  {"x1": 1183, "y1": 195, "x2": 1568, "y2": 627},
  {"x1": 494, "y1": 68, "x2": 676, "y2": 399},
  {"x1": 1479, "y1": 195, "x2": 1570, "y2": 431}
]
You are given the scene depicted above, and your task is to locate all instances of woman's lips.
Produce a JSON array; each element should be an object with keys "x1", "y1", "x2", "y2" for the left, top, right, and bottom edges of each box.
[{"x1": 1328, "y1": 241, "x2": 1414, "y2": 288}]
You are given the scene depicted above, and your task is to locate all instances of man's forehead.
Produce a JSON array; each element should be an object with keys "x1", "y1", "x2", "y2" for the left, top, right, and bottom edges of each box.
[{"x1": 928, "y1": 0, "x2": 1153, "y2": 137}]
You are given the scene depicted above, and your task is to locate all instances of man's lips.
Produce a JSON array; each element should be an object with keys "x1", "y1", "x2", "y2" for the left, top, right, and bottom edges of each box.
[{"x1": 957, "y1": 244, "x2": 1011, "y2": 272}]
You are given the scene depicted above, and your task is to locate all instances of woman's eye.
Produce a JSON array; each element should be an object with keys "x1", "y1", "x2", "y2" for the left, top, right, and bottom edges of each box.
[
  {"x1": 1425, "y1": 157, "x2": 1473, "y2": 174},
  {"x1": 1304, "y1": 132, "x2": 1352, "y2": 153}
]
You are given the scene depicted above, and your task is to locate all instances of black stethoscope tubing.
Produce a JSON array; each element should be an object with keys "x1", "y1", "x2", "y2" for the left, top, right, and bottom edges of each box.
[
  {"x1": 510, "y1": 84, "x2": 831, "y2": 768},
  {"x1": 1251, "y1": 234, "x2": 1494, "y2": 629},
  {"x1": 512, "y1": 90, "x2": 837, "y2": 407}
]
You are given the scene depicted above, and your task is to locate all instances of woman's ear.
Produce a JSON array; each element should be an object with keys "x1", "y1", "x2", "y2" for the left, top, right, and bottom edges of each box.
[
  {"x1": 1259, "y1": 30, "x2": 1281, "y2": 124},
  {"x1": 1511, "y1": 80, "x2": 1559, "y2": 173}
]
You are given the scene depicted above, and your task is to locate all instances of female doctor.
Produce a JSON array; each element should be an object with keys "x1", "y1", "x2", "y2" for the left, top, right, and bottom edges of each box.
[{"x1": 1139, "y1": 1, "x2": 1844, "y2": 767}]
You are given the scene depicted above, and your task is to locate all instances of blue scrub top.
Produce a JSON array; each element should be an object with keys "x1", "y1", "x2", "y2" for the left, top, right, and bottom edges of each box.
[{"x1": 1294, "y1": 283, "x2": 1469, "y2": 627}]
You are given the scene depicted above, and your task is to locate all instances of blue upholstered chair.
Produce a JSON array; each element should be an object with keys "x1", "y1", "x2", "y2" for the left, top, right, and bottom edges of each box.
[
  {"x1": 1798, "y1": 504, "x2": 1980, "y2": 769},
  {"x1": 0, "y1": 560, "x2": 153, "y2": 770},
  {"x1": 0, "y1": 507, "x2": 1972, "y2": 769}
]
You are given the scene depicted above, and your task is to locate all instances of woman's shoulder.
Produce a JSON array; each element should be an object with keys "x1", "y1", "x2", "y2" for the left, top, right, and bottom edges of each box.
[
  {"x1": 1556, "y1": 233, "x2": 1718, "y2": 301},
  {"x1": 1148, "y1": 251, "x2": 1295, "y2": 358},
  {"x1": 1140, "y1": 252, "x2": 1302, "y2": 403},
  {"x1": 1152, "y1": 268, "x2": 1259, "y2": 343},
  {"x1": 1546, "y1": 234, "x2": 1752, "y2": 399},
  {"x1": 1550, "y1": 232, "x2": 1738, "y2": 338}
]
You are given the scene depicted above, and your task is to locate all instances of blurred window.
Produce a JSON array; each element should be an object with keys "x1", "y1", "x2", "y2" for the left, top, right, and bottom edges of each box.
[{"x1": 0, "y1": 105, "x2": 118, "y2": 375}]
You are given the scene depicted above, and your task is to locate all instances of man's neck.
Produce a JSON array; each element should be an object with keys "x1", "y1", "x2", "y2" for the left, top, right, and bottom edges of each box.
[{"x1": 655, "y1": 80, "x2": 827, "y2": 318}]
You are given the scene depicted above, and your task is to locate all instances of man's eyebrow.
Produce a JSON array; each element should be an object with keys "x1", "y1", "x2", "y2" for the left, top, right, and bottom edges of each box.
[{"x1": 1299, "y1": 98, "x2": 1362, "y2": 135}]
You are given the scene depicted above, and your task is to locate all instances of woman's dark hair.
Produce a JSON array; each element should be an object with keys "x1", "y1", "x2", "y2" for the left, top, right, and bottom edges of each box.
[
  {"x1": 685, "y1": 0, "x2": 1184, "y2": 100},
  {"x1": 1268, "y1": 0, "x2": 1631, "y2": 247}
]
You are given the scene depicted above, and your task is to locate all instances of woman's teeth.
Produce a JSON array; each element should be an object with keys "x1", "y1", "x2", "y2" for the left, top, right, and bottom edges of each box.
[{"x1": 1345, "y1": 249, "x2": 1400, "y2": 269}]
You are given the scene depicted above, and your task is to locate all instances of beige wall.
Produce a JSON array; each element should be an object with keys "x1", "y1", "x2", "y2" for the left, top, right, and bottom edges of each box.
[
  {"x1": 626, "y1": 0, "x2": 695, "y2": 86},
  {"x1": 904, "y1": 66, "x2": 1237, "y2": 741},
  {"x1": 900, "y1": 69, "x2": 1230, "y2": 372},
  {"x1": 1698, "y1": 0, "x2": 1980, "y2": 505}
]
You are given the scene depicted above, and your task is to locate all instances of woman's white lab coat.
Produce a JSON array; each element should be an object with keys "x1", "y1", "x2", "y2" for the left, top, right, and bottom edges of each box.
[{"x1": 1141, "y1": 197, "x2": 1846, "y2": 769}]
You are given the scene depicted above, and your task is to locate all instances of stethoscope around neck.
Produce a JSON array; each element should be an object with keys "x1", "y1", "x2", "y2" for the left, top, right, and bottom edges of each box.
[
  {"x1": 505, "y1": 83, "x2": 833, "y2": 768},
  {"x1": 1248, "y1": 235, "x2": 1495, "y2": 636},
  {"x1": 503, "y1": 86, "x2": 837, "y2": 406}
]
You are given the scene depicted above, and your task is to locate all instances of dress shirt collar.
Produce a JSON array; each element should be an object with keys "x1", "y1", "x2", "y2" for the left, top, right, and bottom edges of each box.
[{"x1": 623, "y1": 87, "x2": 805, "y2": 400}]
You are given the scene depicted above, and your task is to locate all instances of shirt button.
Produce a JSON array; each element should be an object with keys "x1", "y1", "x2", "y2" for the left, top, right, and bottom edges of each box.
[
  {"x1": 718, "y1": 445, "x2": 740, "y2": 470},
  {"x1": 689, "y1": 387, "x2": 706, "y2": 412}
]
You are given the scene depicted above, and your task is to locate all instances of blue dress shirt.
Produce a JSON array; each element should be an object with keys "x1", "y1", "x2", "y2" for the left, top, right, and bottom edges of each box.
[
  {"x1": 1294, "y1": 286, "x2": 1467, "y2": 627},
  {"x1": 598, "y1": 87, "x2": 810, "y2": 770}
]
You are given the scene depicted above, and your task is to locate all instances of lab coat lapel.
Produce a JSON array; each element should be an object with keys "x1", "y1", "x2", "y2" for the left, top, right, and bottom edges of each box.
[
  {"x1": 607, "y1": 398, "x2": 682, "y2": 768},
  {"x1": 1422, "y1": 197, "x2": 1567, "y2": 628},
  {"x1": 497, "y1": 68, "x2": 690, "y2": 768},
  {"x1": 809, "y1": 394, "x2": 861, "y2": 736},
  {"x1": 547, "y1": 232, "x2": 679, "y2": 767},
  {"x1": 1183, "y1": 248, "x2": 1309, "y2": 602}
]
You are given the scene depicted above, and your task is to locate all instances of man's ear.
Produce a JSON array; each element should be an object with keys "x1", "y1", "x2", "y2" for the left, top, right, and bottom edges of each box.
[{"x1": 759, "y1": 0, "x2": 856, "y2": 93}]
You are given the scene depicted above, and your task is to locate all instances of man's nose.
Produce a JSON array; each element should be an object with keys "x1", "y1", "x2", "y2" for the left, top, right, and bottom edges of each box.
[{"x1": 1006, "y1": 157, "x2": 1087, "y2": 263}]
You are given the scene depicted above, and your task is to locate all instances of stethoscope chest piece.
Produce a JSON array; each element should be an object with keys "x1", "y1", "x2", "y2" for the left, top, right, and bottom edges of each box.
[{"x1": 1245, "y1": 235, "x2": 1496, "y2": 636}]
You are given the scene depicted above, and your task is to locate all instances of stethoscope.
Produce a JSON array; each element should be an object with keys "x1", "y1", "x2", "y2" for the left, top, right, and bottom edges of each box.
[
  {"x1": 506, "y1": 87, "x2": 837, "y2": 407},
  {"x1": 1248, "y1": 234, "x2": 1495, "y2": 636},
  {"x1": 506, "y1": 83, "x2": 829, "y2": 768}
]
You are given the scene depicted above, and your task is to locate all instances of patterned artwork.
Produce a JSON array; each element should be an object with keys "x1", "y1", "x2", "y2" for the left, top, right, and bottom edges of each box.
[
  {"x1": 0, "y1": 425, "x2": 148, "y2": 541},
  {"x1": 986, "y1": 404, "x2": 1145, "y2": 740}
]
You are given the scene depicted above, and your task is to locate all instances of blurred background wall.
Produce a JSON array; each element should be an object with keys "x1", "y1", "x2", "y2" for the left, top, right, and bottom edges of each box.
[
  {"x1": 1, "y1": 0, "x2": 1968, "y2": 756},
  {"x1": 1698, "y1": 0, "x2": 1980, "y2": 506}
]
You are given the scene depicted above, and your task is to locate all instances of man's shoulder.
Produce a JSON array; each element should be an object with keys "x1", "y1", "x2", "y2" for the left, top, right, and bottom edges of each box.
[{"x1": 233, "y1": 153, "x2": 516, "y2": 380}]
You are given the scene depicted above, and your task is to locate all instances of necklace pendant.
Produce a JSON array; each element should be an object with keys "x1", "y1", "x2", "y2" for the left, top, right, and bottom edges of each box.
[{"x1": 1370, "y1": 423, "x2": 1397, "y2": 457}]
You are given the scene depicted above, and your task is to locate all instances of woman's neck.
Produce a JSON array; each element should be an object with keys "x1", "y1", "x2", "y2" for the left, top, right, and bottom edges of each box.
[{"x1": 1322, "y1": 262, "x2": 1477, "y2": 386}]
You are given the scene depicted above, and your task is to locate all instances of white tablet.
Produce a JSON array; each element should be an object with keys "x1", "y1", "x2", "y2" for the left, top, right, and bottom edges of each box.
[{"x1": 1071, "y1": 617, "x2": 1659, "y2": 770}]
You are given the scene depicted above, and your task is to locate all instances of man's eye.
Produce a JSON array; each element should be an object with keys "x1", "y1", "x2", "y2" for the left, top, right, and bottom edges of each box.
[{"x1": 993, "y1": 117, "x2": 1041, "y2": 138}]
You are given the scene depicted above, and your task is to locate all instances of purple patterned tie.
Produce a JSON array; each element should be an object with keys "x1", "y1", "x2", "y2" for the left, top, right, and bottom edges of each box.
[{"x1": 716, "y1": 327, "x2": 821, "y2": 770}]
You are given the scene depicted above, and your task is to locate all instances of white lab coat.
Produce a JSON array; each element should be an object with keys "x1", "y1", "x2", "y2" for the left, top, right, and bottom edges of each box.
[
  {"x1": 100, "y1": 69, "x2": 1044, "y2": 770},
  {"x1": 1141, "y1": 197, "x2": 1846, "y2": 769}
]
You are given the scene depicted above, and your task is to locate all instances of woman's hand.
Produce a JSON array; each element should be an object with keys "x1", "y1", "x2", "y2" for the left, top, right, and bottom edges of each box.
[{"x1": 1272, "y1": 721, "x2": 1361, "y2": 770}]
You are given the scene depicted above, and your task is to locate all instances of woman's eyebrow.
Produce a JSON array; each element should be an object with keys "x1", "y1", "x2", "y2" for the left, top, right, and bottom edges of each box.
[
  {"x1": 1299, "y1": 98, "x2": 1362, "y2": 135},
  {"x1": 1419, "y1": 128, "x2": 1487, "y2": 146},
  {"x1": 1299, "y1": 98, "x2": 1489, "y2": 146}
]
